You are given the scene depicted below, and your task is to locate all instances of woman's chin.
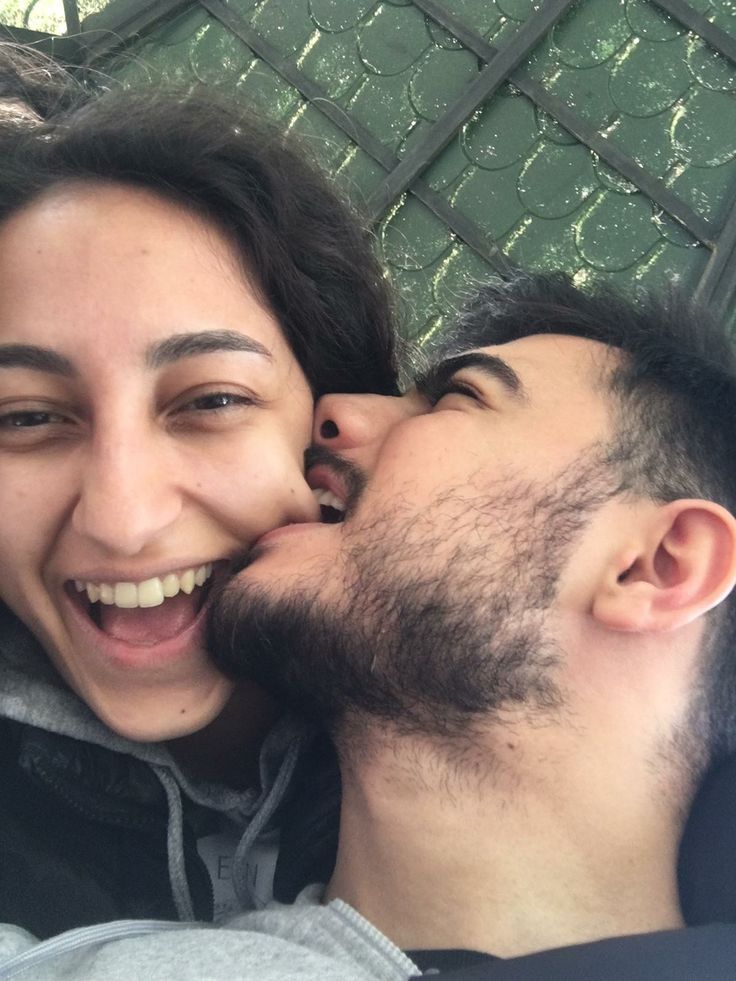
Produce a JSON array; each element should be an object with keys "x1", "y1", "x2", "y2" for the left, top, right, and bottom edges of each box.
[{"x1": 89, "y1": 672, "x2": 237, "y2": 744}]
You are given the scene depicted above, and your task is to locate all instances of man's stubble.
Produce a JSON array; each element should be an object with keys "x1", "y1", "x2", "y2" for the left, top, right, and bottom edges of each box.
[{"x1": 209, "y1": 452, "x2": 617, "y2": 742}]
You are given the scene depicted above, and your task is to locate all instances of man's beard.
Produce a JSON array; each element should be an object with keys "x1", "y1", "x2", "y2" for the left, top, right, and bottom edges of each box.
[{"x1": 209, "y1": 454, "x2": 616, "y2": 739}]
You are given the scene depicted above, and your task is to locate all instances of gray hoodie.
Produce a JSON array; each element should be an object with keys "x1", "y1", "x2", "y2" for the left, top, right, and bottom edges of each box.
[
  {"x1": 0, "y1": 886, "x2": 420, "y2": 980},
  {"x1": 0, "y1": 606, "x2": 308, "y2": 919}
]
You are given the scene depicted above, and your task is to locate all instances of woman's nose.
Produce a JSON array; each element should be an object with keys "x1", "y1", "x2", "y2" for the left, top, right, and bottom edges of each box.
[
  {"x1": 312, "y1": 391, "x2": 426, "y2": 454},
  {"x1": 71, "y1": 435, "x2": 182, "y2": 557}
]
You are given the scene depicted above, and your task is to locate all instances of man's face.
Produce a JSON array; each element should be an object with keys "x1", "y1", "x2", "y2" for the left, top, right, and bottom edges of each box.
[{"x1": 211, "y1": 334, "x2": 620, "y2": 732}]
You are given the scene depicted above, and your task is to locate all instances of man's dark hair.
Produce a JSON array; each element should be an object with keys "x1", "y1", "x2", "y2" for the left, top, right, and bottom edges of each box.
[
  {"x1": 441, "y1": 271, "x2": 736, "y2": 768},
  {"x1": 0, "y1": 44, "x2": 400, "y2": 397}
]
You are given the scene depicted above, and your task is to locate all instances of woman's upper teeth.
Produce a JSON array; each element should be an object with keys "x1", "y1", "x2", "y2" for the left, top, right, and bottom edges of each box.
[
  {"x1": 75, "y1": 563, "x2": 213, "y2": 609},
  {"x1": 312, "y1": 488, "x2": 346, "y2": 512}
]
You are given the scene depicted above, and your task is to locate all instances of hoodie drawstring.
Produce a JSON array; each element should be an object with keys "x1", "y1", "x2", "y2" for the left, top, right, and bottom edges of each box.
[
  {"x1": 153, "y1": 765, "x2": 196, "y2": 921},
  {"x1": 231, "y1": 735, "x2": 303, "y2": 908}
]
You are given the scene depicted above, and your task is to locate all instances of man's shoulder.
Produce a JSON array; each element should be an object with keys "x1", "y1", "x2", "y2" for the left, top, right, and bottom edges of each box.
[
  {"x1": 93, "y1": 921, "x2": 405, "y2": 981},
  {"x1": 430, "y1": 924, "x2": 736, "y2": 981},
  {"x1": 0, "y1": 891, "x2": 418, "y2": 981},
  {"x1": 224, "y1": 885, "x2": 418, "y2": 980}
]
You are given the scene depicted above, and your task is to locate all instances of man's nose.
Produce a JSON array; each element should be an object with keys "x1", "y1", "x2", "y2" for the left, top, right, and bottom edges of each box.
[
  {"x1": 71, "y1": 434, "x2": 182, "y2": 557},
  {"x1": 312, "y1": 391, "x2": 426, "y2": 457}
]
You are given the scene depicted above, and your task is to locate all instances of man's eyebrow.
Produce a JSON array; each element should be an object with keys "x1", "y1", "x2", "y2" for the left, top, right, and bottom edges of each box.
[
  {"x1": 0, "y1": 344, "x2": 75, "y2": 377},
  {"x1": 415, "y1": 351, "x2": 527, "y2": 402},
  {"x1": 146, "y1": 330, "x2": 273, "y2": 368}
]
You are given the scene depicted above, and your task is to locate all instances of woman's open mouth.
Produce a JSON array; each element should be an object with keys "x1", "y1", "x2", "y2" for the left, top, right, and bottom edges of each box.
[{"x1": 65, "y1": 563, "x2": 218, "y2": 648}]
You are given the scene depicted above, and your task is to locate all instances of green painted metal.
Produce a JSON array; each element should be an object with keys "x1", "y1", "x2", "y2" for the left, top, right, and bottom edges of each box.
[
  {"x1": 0, "y1": 0, "x2": 107, "y2": 35},
  {"x1": 3, "y1": 0, "x2": 736, "y2": 338}
]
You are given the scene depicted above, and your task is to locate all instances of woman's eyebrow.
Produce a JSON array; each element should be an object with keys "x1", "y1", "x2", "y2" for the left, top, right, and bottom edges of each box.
[
  {"x1": 0, "y1": 344, "x2": 74, "y2": 376},
  {"x1": 415, "y1": 351, "x2": 527, "y2": 402},
  {"x1": 146, "y1": 330, "x2": 274, "y2": 368}
]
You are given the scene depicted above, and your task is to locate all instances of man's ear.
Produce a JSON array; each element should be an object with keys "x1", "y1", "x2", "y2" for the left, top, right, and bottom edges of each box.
[{"x1": 593, "y1": 500, "x2": 736, "y2": 633}]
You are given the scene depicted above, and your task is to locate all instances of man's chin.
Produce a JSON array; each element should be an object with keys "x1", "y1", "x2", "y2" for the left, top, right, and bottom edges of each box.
[{"x1": 205, "y1": 573, "x2": 296, "y2": 684}]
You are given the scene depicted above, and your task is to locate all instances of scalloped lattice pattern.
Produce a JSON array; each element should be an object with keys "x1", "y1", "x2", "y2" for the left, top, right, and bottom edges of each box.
[{"x1": 4, "y1": 0, "x2": 735, "y2": 339}]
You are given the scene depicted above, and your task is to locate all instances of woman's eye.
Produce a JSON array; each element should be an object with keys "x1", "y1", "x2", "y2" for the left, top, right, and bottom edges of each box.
[
  {"x1": 0, "y1": 409, "x2": 67, "y2": 428},
  {"x1": 169, "y1": 390, "x2": 263, "y2": 430},
  {"x1": 0, "y1": 405, "x2": 76, "y2": 448},
  {"x1": 183, "y1": 392, "x2": 255, "y2": 413}
]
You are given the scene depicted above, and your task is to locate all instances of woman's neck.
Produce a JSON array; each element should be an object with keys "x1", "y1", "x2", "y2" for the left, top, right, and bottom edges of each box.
[{"x1": 168, "y1": 681, "x2": 280, "y2": 789}]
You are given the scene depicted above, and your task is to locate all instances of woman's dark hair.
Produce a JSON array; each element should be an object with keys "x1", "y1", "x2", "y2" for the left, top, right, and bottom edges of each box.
[
  {"x1": 0, "y1": 44, "x2": 400, "y2": 397},
  {"x1": 0, "y1": 43, "x2": 87, "y2": 121},
  {"x1": 444, "y1": 270, "x2": 736, "y2": 768}
]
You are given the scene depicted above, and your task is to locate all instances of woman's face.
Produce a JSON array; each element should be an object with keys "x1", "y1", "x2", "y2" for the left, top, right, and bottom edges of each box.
[{"x1": 0, "y1": 182, "x2": 318, "y2": 741}]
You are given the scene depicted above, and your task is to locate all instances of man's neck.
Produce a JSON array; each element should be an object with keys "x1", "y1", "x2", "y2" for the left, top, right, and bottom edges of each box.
[{"x1": 326, "y1": 725, "x2": 685, "y2": 958}]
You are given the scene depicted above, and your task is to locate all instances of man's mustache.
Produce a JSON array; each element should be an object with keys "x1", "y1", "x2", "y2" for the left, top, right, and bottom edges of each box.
[
  {"x1": 304, "y1": 444, "x2": 366, "y2": 516},
  {"x1": 223, "y1": 445, "x2": 367, "y2": 581}
]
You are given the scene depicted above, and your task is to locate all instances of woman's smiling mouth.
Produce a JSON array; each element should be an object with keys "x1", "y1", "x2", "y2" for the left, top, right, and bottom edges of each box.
[
  {"x1": 74, "y1": 563, "x2": 214, "y2": 608},
  {"x1": 64, "y1": 563, "x2": 222, "y2": 652}
]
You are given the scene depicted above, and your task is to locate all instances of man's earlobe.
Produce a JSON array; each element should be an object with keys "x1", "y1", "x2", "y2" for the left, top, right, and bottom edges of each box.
[{"x1": 592, "y1": 500, "x2": 736, "y2": 634}]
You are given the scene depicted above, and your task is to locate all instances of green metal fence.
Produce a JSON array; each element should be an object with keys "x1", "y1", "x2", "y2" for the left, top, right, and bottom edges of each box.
[{"x1": 2, "y1": 0, "x2": 736, "y2": 343}]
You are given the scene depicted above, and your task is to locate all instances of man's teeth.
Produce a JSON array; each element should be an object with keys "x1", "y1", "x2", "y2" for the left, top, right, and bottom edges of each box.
[
  {"x1": 74, "y1": 564, "x2": 213, "y2": 610},
  {"x1": 312, "y1": 488, "x2": 346, "y2": 513}
]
